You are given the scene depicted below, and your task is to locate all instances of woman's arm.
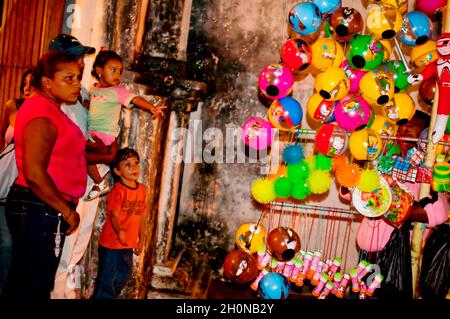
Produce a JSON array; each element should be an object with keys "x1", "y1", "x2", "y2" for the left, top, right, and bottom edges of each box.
[
  {"x1": 22, "y1": 117, "x2": 79, "y2": 233},
  {"x1": 0, "y1": 99, "x2": 16, "y2": 148},
  {"x1": 131, "y1": 96, "x2": 166, "y2": 118}
]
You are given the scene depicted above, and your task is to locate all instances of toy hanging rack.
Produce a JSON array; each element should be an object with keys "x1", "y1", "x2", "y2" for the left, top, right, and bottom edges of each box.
[{"x1": 269, "y1": 202, "x2": 357, "y2": 216}]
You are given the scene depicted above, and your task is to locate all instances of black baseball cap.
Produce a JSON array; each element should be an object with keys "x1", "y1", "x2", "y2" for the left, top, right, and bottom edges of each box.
[{"x1": 48, "y1": 34, "x2": 96, "y2": 57}]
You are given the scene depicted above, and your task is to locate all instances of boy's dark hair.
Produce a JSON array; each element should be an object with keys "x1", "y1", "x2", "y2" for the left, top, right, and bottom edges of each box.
[
  {"x1": 91, "y1": 50, "x2": 123, "y2": 80},
  {"x1": 413, "y1": 110, "x2": 431, "y2": 129},
  {"x1": 110, "y1": 147, "x2": 140, "y2": 181},
  {"x1": 32, "y1": 51, "x2": 79, "y2": 89}
]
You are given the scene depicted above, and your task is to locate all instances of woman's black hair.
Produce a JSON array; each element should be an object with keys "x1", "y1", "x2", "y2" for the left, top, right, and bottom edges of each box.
[
  {"x1": 91, "y1": 50, "x2": 123, "y2": 80},
  {"x1": 413, "y1": 110, "x2": 431, "y2": 129},
  {"x1": 31, "y1": 50, "x2": 79, "y2": 90},
  {"x1": 19, "y1": 68, "x2": 33, "y2": 95},
  {"x1": 110, "y1": 147, "x2": 140, "y2": 181}
]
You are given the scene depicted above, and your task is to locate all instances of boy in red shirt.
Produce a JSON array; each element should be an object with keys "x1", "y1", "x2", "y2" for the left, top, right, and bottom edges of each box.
[{"x1": 92, "y1": 147, "x2": 147, "y2": 299}]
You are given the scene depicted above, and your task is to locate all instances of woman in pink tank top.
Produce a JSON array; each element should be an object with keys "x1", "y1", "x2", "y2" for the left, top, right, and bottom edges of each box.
[{"x1": 2, "y1": 51, "x2": 87, "y2": 300}]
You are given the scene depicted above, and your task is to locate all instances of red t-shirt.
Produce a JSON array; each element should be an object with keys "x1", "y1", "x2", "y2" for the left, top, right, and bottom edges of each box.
[{"x1": 99, "y1": 182, "x2": 147, "y2": 249}]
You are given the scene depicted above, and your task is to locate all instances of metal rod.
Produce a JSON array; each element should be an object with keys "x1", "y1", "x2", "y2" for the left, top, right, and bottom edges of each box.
[{"x1": 269, "y1": 202, "x2": 357, "y2": 215}]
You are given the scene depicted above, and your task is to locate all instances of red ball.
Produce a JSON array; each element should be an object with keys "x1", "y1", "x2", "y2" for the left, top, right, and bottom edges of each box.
[
  {"x1": 223, "y1": 250, "x2": 258, "y2": 284},
  {"x1": 266, "y1": 227, "x2": 301, "y2": 261},
  {"x1": 315, "y1": 123, "x2": 349, "y2": 157},
  {"x1": 281, "y1": 39, "x2": 312, "y2": 71}
]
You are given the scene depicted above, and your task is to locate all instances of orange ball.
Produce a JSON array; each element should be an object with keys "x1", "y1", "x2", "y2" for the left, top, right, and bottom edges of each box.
[
  {"x1": 266, "y1": 227, "x2": 301, "y2": 262},
  {"x1": 223, "y1": 250, "x2": 258, "y2": 284}
]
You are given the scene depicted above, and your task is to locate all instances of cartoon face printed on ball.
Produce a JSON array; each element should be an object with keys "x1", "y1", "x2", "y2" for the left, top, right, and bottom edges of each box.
[
  {"x1": 436, "y1": 33, "x2": 450, "y2": 57},
  {"x1": 366, "y1": 4, "x2": 402, "y2": 40},
  {"x1": 315, "y1": 66, "x2": 350, "y2": 101},
  {"x1": 311, "y1": 38, "x2": 344, "y2": 71},
  {"x1": 348, "y1": 35, "x2": 385, "y2": 70},
  {"x1": 359, "y1": 70, "x2": 394, "y2": 106},
  {"x1": 330, "y1": 7, "x2": 364, "y2": 43}
]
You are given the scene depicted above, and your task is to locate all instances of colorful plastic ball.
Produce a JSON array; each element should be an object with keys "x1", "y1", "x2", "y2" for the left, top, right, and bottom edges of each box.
[
  {"x1": 357, "y1": 169, "x2": 381, "y2": 193},
  {"x1": 282, "y1": 144, "x2": 304, "y2": 165},
  {"x1": 314, "y1": 66, "x2": 350, "y2": 101},
  {"x1": 289, "y1": 2, "x2": 323, "y2": 36},
  {"x1": 251, "y1": 178, "x2": 276, "y2": 204},
  {"x1": 287, "y1": 162, "x2": 310, "y2": 182},
  {"x1": 268, "y1": 97, "x2": 303, "y2": 131},
  {"x1": 267, "y1": 227, "x2": 301, "y2": 261},
  {"x1": 235, "y1": 223, "x2": 266, "y2": 254},
  {"x1": 410, "y1": 40, "x2": 438, "y2": 68},
  {"x1": 335, "y1": 95, "x2": 373, "y2": 132},
  {"x1": 258, "y1": 64, "x2": 294, "y2": 100},
  {"x1": 223, "y1": 250, "x2": 258, "y2": 284},
  {"x1": 369, "y1": 115, "x2": 398, "y2": 137},
  {"x1": 399, "y1": 11, "x2": 432, "y2": 46},
  {"x1": 379, "y1": 61, "x2": 409, "y2": 92},
  {"x1": 341, "y1": 60, "x2": 367, "y2": 93},
  {"x1": 274, "y1": 177, "x2": 293, "y2": 198},
  {"x1": 308, "y1": 170, "x2": 332, "y2": 194},
  {"x1": 306, "y1": 93, "x2": 336, "y2": 124},
  {"x1": 347, "y1": 35, "x2": 384, "y2": 70},
  {"x1": 312, "y1": 0, "x2": 341, "y2": 17},
  {"x1": 349, "y1": 128, "x2": 383, "y2": 161},
  {"x1": 242, "y1": 117, "x2": 274, "y2": 150},
  {"x1": 366, "y1": 4, "x2": 402, "y2": 40},
  {"x1": 281, "y1": 39, "x2": 312, "y2": 72},
  {"x1": 368, "y1": 0, "x2": 408, "y2": 15},
  {"x1": 315, "y1": 153, "x2": 333, "y2": 171},
  {"x1": 291, "y1": 179, "x2": 311, "y2": 200},
  {"x1": 415, "y1": 0, "x2": 447, "y2": 18},
  {"x1": 330, "y1": 7, "x2": 364, "y2": 43},
  {"x1": 419, "y1": 78, "x2": 437, "y2": 106},
  {"x1": 315, "y1": 123, "x2": 348, "y2": 157},
  {"x1": 380, "y1": 40, "x2": 393, "y2": 61},
  {"x1": 382, "y1": 92, "x2": 415, "y2": 125},
  {"x1": 359, "y1": 70, "x2": 394, "y2": 106},
  {"x1": 258, "y1": 273, "x2": 291, "y2": 299},
  {"x1": 336, "y1": 163, "x2": 362, "y2": 188},
  {"x1": 310, "y1": 38, "x2": 344, "y2": 71}
]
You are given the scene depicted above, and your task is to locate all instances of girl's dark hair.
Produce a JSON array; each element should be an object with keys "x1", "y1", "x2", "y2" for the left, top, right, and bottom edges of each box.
[
  {"x1": 110, "y1": 147, "x2": 140, "y2": 181},
  {"x1": 91, "y1": 50, "x2": 122, "y2": 80},
  {"x1": 19, "y1": 68, "x2": 33, "y2": 95},
  {"x1": 31, "y1": 50, "x2": 79, "y2": 90}
]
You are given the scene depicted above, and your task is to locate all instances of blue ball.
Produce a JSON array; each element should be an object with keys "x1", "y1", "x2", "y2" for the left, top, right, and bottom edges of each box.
[
  {"x1": 279, "y1": 96, "x2": 303, "y2": 127},
  {"x1": 258, "y1": 273, "x2": 291, "y2": 299},
  {"x1": 289, "y1": 2, "x2": 323, "y2": 36},
  {"x1": 282, "y1": 144, "x2": 305, "y2": 165},
  {"x1": 312, "y1": 0, "x2": 341, "y2": 16},
  {"x1": 399, "y1": 11, "x2": 432, "y2": 46}
]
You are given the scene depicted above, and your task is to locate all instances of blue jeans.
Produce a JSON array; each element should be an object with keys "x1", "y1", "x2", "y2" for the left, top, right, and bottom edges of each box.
[
  {"x1": 0, "y1": 205, "x2": 12, "y2": 292},
  {"x1": 92, "y1": 245, "x2": 133, "y2": 299},
  {"x1": 1, "y1": 184, "x2": 69, "y2": 300}
]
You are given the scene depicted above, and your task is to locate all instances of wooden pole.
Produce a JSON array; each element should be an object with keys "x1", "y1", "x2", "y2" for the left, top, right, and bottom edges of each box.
[{"x1": 412, "y1": 0, "x2": 450, "y2": 298}]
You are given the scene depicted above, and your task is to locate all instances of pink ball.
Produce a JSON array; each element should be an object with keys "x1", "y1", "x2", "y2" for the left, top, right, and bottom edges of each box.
[
  {"x1": 416, "y1": 0, "x2": 446, "y2": 17},
  {"x1": 258, "y1": 64, "x2": 295, "y2": 100},
  {"x1": 335, "y1": 95, "x2": 373, "y2": 132},
  {"x1": 242, "y1": 117, "x2": 274, "y2": 150},
  {"x1": 341, "y1": 60, "x2": 366, "y2": 94}
]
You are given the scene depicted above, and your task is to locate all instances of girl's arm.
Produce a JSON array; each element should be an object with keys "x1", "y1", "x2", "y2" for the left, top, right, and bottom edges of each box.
[
  {"x1": 22, "y1": 117, "x2": 80, "y2": 234},
  {"x1": 131, "y1": 96, "x2": 167, "y2": 118}
]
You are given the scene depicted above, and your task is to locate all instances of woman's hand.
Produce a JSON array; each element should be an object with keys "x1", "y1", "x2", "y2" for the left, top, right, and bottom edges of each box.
[{"x1": 64, "y1": 210, "x2": 80, "y2": 235}]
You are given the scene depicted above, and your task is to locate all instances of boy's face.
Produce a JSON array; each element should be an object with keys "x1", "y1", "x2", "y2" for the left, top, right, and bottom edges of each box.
[{"x1": 114, "y1": 156, "x2": 140, "y2": 184}]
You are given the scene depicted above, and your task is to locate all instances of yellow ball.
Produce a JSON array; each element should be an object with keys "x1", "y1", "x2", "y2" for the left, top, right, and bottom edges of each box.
[
  {"x1": 306, "y1": 93, "x2": 336, "y2": 124},
  {"x1": 369, "y1": 115, "x2": 398, "y2": 137},
  {"x1": 411, "y1": 40, "x2": 438, "y2": 68},
  {"x1": 235, "y1": 223, "x2": 266, "y2": 254},
  {"x1": 367, "y1": 0, "x2": 408, "y2": 15},
  {"x1": 366, "y1": 4, "x2": 402, "y2": 40},
  {"x1": 382, "y1": 93, "x2": 415, "y2": 125},
  {"x1": 349, "y1": 128, "x2": 383, "y2": 161},
  {"x1": 311, "y1": 38, "x2": 344, "y2": 71},
  {"x1": 380, "y1": 40, "x2": 392, "y2": 61},
  {"x1": 360, "y1": 70, "x2": 394, "y2": 106},
  {"x1": 251, "y1": 178, "x2": 276, "y2": 204},
  {"x1": 315, "y1": 66, "x2": 350, "y2": 101}
]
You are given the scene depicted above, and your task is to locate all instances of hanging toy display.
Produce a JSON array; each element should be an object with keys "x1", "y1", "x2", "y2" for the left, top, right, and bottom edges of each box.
[
  {"x1": 281, "y1": 39, "x2": 312, "y2": 72},
  {"x1": 315, "y1": 66, "x2": 350, "y2": 101},
  {"x1": 268, "y1": 96, "x2": 303, "y2": 131},
  {"x1": 258, "y1": 64, "x2": 294, "y2": 100},
  {"x1": 329, "y1": 7, "x2": 364, "y2": 43},
  {"x1": 366, "y1": 3, "x2": 402, "y2": 40},
  {"x1": 288, "y1": 2, "x2": 323, "y2": 36},
  {"x1": 347, "y1": 35, "x2": 385, "y2": 70},
  {"x1": 266, "y1": 227, "x2": 301, "y2": 262},
  {"x1": 223, "y1": 250, "x2": 258, "y2": 284},
  {"x1": 340, "y1": 60, "x2": 367, "y2": 93},
  {"x1": 398, "y1": 11, "x2": 433, "y2": 46},
  {"x1": 310, "y1": 38, "x2": 345, "y2": 71},
  {"x1": 334, "y1": 95, "x2": 373, "y2": 132},
  {"x1": 349, "y1": 128, "x2": 383, "y2": 161},
  {"x1": 306, "y1": 93, "x2": 336, "y2": 124},
  {"x1": 382, "y1": 92, "x2": 416, "y2": 125},
  {"x1": 359, "y1": 69, "x2": 394, "y2": 106},
  {"x1": 242, "y1": 117, "x2": 274, "y2": 150},
  {"x1": 235, "y1": 223, "x2": 266, "y2": 254},
  {"x1": 315, "y1": 123, "x2": 348, "y2": 157}
]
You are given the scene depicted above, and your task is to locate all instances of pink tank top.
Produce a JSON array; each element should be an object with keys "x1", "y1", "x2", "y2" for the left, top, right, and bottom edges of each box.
[{"x1": 14, "y1": 95, "x2": 87, "y2": 201}]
